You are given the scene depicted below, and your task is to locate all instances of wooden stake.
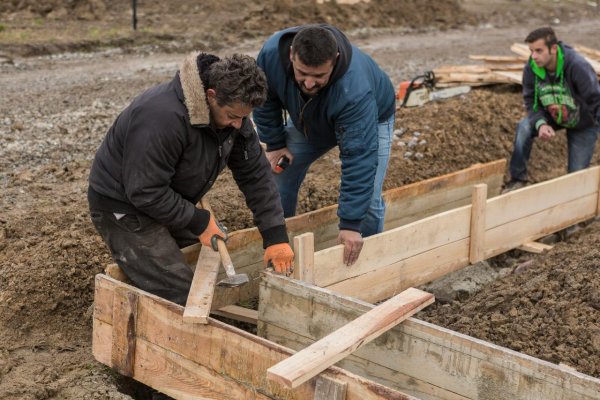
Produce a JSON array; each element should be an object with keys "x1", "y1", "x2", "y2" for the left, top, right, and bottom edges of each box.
[
  {"x1": 266, "y1": 287, "x2": 434, "y2": 388},
  {"x1": 183, "y1": 245, "x2": 221, "y2": 324},
  {"x1": 469, "y1": 184, "x2": 487, "y2": 263},
  {"x1": 111, "y1": 286, "x2": 138, "y2": 377},
  {"x1": 293, "y1": 232, "x2": 315, "y2": 284}
]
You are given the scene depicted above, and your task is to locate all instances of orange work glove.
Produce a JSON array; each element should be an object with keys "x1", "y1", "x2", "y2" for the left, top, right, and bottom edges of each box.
[
  {"x1": 264, "y1": 243, "x2": 294, "y2": 276},
  {"x1": 198, "y1": 214, "x2": 227, "y2": 251}
]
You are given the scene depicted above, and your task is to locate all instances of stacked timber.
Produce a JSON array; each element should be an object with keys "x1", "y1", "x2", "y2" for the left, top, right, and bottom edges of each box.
[{"x1": 434, "y1": 42, "x2": 600, "y2": 87}]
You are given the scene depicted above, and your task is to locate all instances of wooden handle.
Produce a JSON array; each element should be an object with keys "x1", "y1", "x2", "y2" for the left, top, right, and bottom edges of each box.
[{"x1": 199, "y1": 198, "x2": 234, "y2": 271}]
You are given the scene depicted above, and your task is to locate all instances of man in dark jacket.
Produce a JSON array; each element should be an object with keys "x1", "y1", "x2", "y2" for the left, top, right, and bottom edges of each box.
[
  {"x1": 504, "y1": 27, "x2": 600, "y2": 192},
  {"x1": 88, "y1": 52, "x2": 294, "y2": 306},
  {"x1": 254, "y1": 24, "x2": 396, "y2": 266}
]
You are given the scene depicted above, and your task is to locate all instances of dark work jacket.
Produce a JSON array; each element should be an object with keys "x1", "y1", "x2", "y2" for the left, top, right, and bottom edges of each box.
[
  {"x1": 88, "y1": 52, "x2": 288, "y2": 248},
  {"x1": 254, "y1": 24, "x2": 396, "y2": 232}
]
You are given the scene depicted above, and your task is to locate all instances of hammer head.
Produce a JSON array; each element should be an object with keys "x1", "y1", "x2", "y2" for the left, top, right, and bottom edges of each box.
[{"x1": 217, "y1": 273, "x2": 249, "y2": 288}]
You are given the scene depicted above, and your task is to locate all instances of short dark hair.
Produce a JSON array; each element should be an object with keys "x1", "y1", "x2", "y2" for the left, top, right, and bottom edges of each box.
[
  {"x1": 291, "y1": 26, "x2": 338, "y2": 66},
  {"x1": 525, "y1": 27, "x2": 558, "y2": 49},
  {"x1": 204, "y1": 54, "x2": 268, "y2": 108}
]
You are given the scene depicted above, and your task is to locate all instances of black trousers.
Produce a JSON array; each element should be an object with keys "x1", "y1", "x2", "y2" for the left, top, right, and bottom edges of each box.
[{"x1": 90, "y1": 209, "x2": 198, "y2": 306}]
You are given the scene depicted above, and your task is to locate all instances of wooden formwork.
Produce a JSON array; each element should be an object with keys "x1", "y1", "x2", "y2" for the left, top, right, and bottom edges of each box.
[
  {"x1": 93, "y1": 275, "x2": 417, "y2": 399},
  {"x1": 259, "y1": 166, "x2": 600, "y2": 399},
  {"x1": 97, "y1": 159, "x2": 591, "y2": 399}
]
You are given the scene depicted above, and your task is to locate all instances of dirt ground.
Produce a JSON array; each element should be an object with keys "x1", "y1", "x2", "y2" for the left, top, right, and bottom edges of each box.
[{"x1": 1, "y1": 0, "x2": 600, "y2": 398}]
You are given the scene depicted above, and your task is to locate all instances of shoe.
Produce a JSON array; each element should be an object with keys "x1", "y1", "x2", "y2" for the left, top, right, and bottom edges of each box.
[{"x1": 501, "y1": 179, "x2": 527, "y2": 194}]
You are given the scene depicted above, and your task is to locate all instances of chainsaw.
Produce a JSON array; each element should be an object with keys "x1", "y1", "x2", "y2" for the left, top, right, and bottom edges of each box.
[{"x1": 397, "y1": 71, "x2": 471, "y2": 108}]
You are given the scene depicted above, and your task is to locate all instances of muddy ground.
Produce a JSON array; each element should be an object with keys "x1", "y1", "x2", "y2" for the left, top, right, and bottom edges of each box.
[{"x1": 1, "y1": 0, "x2": 600, "y2": 398}]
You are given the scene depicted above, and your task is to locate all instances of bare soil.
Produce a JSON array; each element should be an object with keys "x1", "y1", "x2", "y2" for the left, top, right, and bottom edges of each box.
[{"x1": 1, "y1": 0, "x2": 600, "y2": 398}]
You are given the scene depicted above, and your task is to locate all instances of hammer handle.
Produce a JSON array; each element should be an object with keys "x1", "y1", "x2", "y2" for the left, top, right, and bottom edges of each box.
[{"x1": 199, "y1": 198, "x2": 235, "y2": 275}]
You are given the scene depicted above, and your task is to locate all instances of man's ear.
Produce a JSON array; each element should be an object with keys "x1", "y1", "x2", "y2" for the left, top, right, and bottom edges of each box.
[
  {"x1": 550, "y1": 44, "x2": 558, "y2": 55},
  {"x1": 289, "y1": 46, "x2": 294, "y2": 63}
]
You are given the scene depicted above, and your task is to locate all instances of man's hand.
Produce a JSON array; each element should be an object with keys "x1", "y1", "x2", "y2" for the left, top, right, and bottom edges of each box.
[
  {"x1": 264, "y1": 243, "x2": 294, "y2": 276},
  {"x1": 538, "y1": 124, "x2": 556, "y2": 140},
  {"x1": 266, "y1": 148, "x2": 294, "y2": 174},
  {"x1": 198, "y1": 214, "x2": 227, "y2": 250},
  {"x1": 337, "y1": 230, "x2": 363, "y2": 266}
]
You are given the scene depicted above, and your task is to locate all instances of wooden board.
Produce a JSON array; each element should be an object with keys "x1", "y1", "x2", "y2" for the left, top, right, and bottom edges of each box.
[
  {"x1": 325, "y1": 239, "x2": 469, "y2": 303},
  {"x1": 183, "y1": 246, "x2": 221, "y2": 324},
  {"x1": 267, "y1": 288, "x2": 434, "y2": 388},
  {"x1": 312, "y1": 206, "x2": 472, "y2": 288},
  {"x1": 468, "y1": 55, "x2": 527, "y2": 63},
  {"x1": 517, "y1": 241, "x2": 554, "y2": 254},
  {"x1": 493, "y1": 70, "x2": 522, "y2": 84},
  {"x1": 93, "y1": 274, "x2": 417, "y2": 400},
  {"x1": 258, "y1": 274, "x2": 600, "y2": 400}
]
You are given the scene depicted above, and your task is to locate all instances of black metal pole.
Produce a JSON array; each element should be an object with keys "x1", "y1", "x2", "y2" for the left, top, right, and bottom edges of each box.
[{"x1": 132, "y1": 0, "x2": 138, "y2": 30}]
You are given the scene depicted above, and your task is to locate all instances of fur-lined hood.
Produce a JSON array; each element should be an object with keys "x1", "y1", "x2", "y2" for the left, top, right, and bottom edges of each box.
[{"x1": 179, "y1": 51, "x2": 210, "y2": 125}]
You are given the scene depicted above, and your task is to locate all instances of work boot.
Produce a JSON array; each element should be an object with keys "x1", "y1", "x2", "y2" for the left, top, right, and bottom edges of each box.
[{"x1": 501, "y1": 179, "x2": 527, "y2": 194}]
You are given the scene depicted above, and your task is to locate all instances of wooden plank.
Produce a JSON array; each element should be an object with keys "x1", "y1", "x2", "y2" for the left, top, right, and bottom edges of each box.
[
  {"x1": 212, "y1": 305, "x2": 258, "y2": 325},
  {"x1": 267, "y1": 288, "x2": 434, "y2": 388},
  {"x1": 469, "y1": 55, "x2": 527, "y2": 62},
  {"x1": 433, "y1": 65, "x2": 491, "y2": 74},
  {"x1": 314, "y1": 376, "x2": 347, "y2": 400},
  {"x1": 574, "y1": 45, "x2": 600, "y2": 60},
  {"x1": 111, "y1": 286, "x2": 138, "y2": 377},
  {"x1": 312, "y1": 206, "x2": 471, "y2": 288},
  {"x1": 486, "y1": 167, "x2": 600, "y2": 229},
  {"x1": 263, "y1": 321, "x2": 469, "y2": 400},
  {"x1": 93, "y1": 274, "x2": 417, "y2": 400},
  {"x1": 493, "y1": 70, "x2": 523, "y2": 84},
  {"x1": 596, "y1": 167, "x2": 600, "y2": 216},
  {"x1": 95, "y1": 318, "x2": 273, "y2": 399},
  {"x1": 293, "y1": 232, "x2": 315, "y2": 284},
  {"x1": 259, "y1": 274, "x2": 600, "y2": 400},
  {"x1": 183, "y1": 246, "x2": 221, "y2": 324},
  {"x1": 469, "y1": 184, "x2": 487, "y2": 263},
  {"x1": 436, "y1": 72, "x2": 510, "y2": 84},
  {"x1": 325, "y1": 239, "x2": 469, "y2": 303},
  {"x1": 384, "y1": 160, "x2": 504, "y2": 229},
  {"x1": 486, "y1": 63, "x2": 525, "y2": 71},
  {"x1": 485, "y1": 193, "x2": 596, "y2": 259},
  {"x1": 510, "y1": 43, "x2": 531, "y2": 58},
  {"x1": 517, "y1": 241, "x2": 554, "y2": 254}
]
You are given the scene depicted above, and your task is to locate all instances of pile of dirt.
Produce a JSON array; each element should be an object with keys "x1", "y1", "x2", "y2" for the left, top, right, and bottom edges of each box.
[{"x1": 1, "y1": 0, "x2": 475, "y2": 57}]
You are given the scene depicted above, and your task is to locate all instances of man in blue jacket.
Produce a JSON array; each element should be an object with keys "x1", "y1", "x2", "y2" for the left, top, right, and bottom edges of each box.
[
  {"x1": 504, "y1": 27, "x2": 600, "y2": 192},
  {"x1": 254, "y1": 24, "x2": 396, "y2": 266}
]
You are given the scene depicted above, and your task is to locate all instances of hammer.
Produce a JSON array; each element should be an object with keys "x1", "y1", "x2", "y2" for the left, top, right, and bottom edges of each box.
[{"x1": 200, "y1": 198, "x2": 249, "y2": 288}]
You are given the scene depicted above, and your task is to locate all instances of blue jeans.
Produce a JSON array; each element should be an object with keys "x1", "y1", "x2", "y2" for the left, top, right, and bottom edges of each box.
[
  {"x1": 509, "y1": 116, "x2": 599, "y2": 182},
  {"x1": 274, "y1": 114, "x2": 394, "y2": 237}
]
